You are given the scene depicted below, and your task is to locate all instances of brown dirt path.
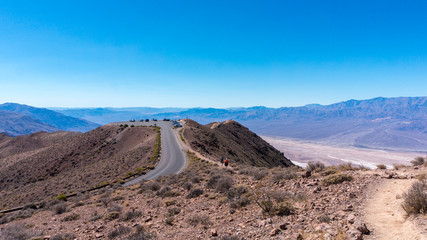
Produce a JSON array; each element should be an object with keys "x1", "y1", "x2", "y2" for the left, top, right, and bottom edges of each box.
[{"x1": 364, "y1": 179, "x2": 426, "y2": 240}]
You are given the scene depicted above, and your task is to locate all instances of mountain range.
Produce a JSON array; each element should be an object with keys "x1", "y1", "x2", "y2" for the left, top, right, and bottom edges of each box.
[
  {"x1": 0, "y1": 97, "x2": 425, "y2": 151},
  {"x1": 53, "y1": 97, "x2": 427, "y2": 151},
  {"x1": 0, "y1": 103, "x2": 100, "y2": 136}
]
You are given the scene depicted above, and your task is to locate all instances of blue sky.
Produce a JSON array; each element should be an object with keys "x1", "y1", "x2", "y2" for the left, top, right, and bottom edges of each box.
[{"x1": 0, "y1": 0, "x2": 426, "y2": 108}]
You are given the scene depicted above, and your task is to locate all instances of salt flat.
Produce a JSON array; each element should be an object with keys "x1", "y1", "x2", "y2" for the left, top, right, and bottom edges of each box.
[{"x1": 262, "y1": 136, "x2": 423, "y2": 169}]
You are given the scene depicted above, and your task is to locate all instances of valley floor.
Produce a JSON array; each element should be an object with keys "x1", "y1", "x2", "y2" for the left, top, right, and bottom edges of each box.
[{"x1": 263, "y1": 136, "x2": 422, "y2": 169}]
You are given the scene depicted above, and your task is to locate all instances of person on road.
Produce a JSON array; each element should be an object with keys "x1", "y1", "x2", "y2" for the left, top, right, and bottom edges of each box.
[
  {"x1": 220, "y1": 156, "x2": 224, "y2": 164},
  {"x1": 224, "y1": 159, "x2": 229, "y2": 167}
]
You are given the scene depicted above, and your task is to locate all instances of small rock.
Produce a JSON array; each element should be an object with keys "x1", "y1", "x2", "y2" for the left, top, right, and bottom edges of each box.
[
  {"x1": 347, "y1": 214, "x2": 356, "y2": 224},
  {"x1": 270, "y1": 228, "x2": 280, "y2": 236},
  {"x1": 356, "y1": 222, "x2": 370, "y2": 234},
  {"x1": 211, "y1": 229, "x2": 218, "y2": 237},
  {"x1": 347, "y1": 229, "x2": 363, "y2": 240},
  {"x1": 279, "y1": 223, "x2": 288, "y2": 230},
  {"x1": 303, "y1": 171, "x2": 311, "y2": 178},
  {"x1": 95, "y1": 233, "x2": 104, "y2": 238},
  {"x1": 345, "y1": 204, "x2": 354, "y2": 211}
]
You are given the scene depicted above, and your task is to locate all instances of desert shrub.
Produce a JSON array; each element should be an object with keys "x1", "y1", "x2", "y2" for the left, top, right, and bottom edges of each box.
[
  {"x1": 190, "y1": 175, "x2": 201, "y2": 183},
  {"x1": 108, "y1": 204, "x2": 123, "y2": 213},
  {"x1": 120, "y1": 210, "x2": 142, "y2": 221},
  {"x1": 187, "y1": 188, "x2": 204, "y2": 198},
  {"x1": 164, "y1": 199, "x2": 176, "y2": 206},
  {"x1": 62, "y1": 213, "x2": 80, "y2": 221},
  {"x1": 56, "y1": 193, "x2": 67, "y2": 201},
  {"x1": 358, "y1": 165, "x2": 369, "y2": 171},
  {"x1": 321, "y1": 166, "x2": 339, "y2": 176},
  {"x1": 251, "y1": 168, "x2": 269, "y2": 180},
  {"x1": 411, "y1": 157, "x2": 425, "y2": 166},
  {"x1": 157, "y1": 186, "x2": 180, "y2": 198},
  {"x1": 105, "y1": 212, "x2": 120, "y2": 221},
  {"x1": 50, "y1": 233, "x2": 76, "y2": 240},
  {"x1": 53, "y1": 203, "x2": 67, "y2": 214},
  {"x1": 258, "y1": 199, "x2": 275, "y2": 216},
  {"x1": 90, "y1": 211, "x2": 102, "y2": 221},
  {"x1": 271, "y1": 170, "x2": 297, "y2": 183},
  {"x1": 228, "y1": 185, "x2": 251, "y2": 209},
  {"x1": 98, "y1": 194, "x2": 111, "y2": 207},
  {"x1": 140, "y1": 181, "x2": 161, "y2": 192},
  {"x1": 393, "y1": 164, "x2": 407, "y2": 170},
  {"x1": 6, "y1": 209, "x2": 35, "y2": 221},
  {"x1": 216, "y1": 176, "x2": 234, "y2": 192},
  {"x1": 228, "y1": 185, "x2": 249, "y2": 198},
  {"x1": 167, "y1": 207, "x2": 181, "y2": 217},
  {"x1": 183, "y1": 182, "x2": 193, "y2": 190},
  {"x1": 0, "y1": 223, "x2": 37, "y2": 240},
  {"x1": 416, "y1": 174, "x2": 427, "y2": 181},
  {"x1": 271, "y1": 191, "x2": 293, "y2": 203},
  {"x1": 108, "y1": 226, "x2": 131, "y2": 239},
  {"x1": 323, "y1": 173, "x2": 353, "y2": 185},
  {"x1": 376, "y1": 164, "x2": 387, "y2": 169},
  {"x1": 186, "y1": 213, "x2": 211, "y2": 227},
  {"x1": 229, "y1": 195, "x2": 251, "y2": 209},
  {"x1": 238, "y1": 167, "x2": 253, "y2": 175},
  {"x1": 73, "y1": 201, "x2": 85, "y2": 207},
  {"x1": 207, "y1": 174, "x2": 234, "y2": 192},
  {"x1": 319, "y1": 214, "x2": 331, "y2": 223},
  {"x1": 23, "y1": 203, "x2": 37, "y2": 210},
  {"x1": 128, "y1": 227, "x2": 154, "y2": 240},
  {"x1": 275, "y1": 201, "x2": 294, "y2": 216},
  {"x1": 338, "y1": 163, "x2": 353, "y2": 171},
  {"x1": 402, "y1": 181, "x2": 427, "y2": 215},
  {"x1": 0, "y1": 215, "x2": 9, "y2": 225},
  {"x1": 306, "y1": 161, "x2": 325, "y2": 172}
]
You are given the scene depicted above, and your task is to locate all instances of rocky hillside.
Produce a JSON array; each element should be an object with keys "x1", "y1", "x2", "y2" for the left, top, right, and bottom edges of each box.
[
  {"x1": 2, "y1": 150, "x2": 426, "y2": 239},
  {"x1": 182, "y1": 119, "x2": 293, "y2": 167},
  {"x1": 0, "y1": 125, "x2": 158, "y2": 209}
]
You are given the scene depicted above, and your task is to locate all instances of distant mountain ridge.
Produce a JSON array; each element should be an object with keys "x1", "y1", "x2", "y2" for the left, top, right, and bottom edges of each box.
[
  {"x1": 0, "y1": 110, "x2": 61, "y2": 136},
  {"x1": 0, "y1": 103, "x2": 100, "y2": 136},
  {"x1": 54, "y1": 97, "x2": 427, "y2": 151}
]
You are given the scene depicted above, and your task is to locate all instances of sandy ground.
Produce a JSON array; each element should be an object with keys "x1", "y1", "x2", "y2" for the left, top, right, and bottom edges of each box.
[
  {"x1": 364, "y1": 179, "x2": 427, "y2": 240},
  {"x1": 263, "y1": 136, "x2": 422, "y2": 169}
]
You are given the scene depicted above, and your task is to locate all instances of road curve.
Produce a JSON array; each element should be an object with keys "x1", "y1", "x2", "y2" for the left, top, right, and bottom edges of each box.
[{"x1": 110, "y1": 121, "x2": 187, "y2": 185}]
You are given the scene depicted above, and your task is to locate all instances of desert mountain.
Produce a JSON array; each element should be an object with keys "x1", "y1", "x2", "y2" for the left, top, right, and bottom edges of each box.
[
  {"x1": 0, "y1": 110, "x2": 61, "y2": 136},
  {"x1": 182, "y1": 119, "x2": 293, "y2": 167},
  {"x1": 0, "y1": 125, "x2": 157, "y2": 209},
  {"x1": 0, "y1": 103, "x2": 100, "y2": 134},
  {"x1": 53, "y1": 97, "x2": 427, "y2": 151}
]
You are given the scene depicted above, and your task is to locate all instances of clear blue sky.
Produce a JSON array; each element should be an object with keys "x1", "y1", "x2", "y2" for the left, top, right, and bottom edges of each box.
[{"x1": 0, "y1": 0, "x2": 426, "y2": 108}]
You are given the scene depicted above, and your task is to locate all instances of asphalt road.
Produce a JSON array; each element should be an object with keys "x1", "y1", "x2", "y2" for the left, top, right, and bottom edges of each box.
[{"x1": 111, "y1": 121, "x2": 187, "y2": 185}]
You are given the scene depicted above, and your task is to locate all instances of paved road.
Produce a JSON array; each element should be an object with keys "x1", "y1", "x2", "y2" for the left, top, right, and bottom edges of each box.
[{"x1": 110, "y1": 121, "x2": 187, "y2": 185}]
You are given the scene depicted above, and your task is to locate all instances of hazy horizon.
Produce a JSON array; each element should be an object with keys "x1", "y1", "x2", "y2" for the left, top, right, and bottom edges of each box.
[{"x1": 4, "y1": 96, "x2": 427, "y2": 110}]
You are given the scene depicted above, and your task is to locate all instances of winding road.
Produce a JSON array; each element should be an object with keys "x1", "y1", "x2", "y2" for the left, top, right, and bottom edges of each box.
[{"x1": 111, "y1": 121, "x2": 187, "y2": 185}]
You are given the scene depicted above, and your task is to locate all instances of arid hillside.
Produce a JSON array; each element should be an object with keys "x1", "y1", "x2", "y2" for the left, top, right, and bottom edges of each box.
[
  {"x1": 182, "y1": 119, "x2": 293, "y2": 167},
  {"x1": 2, "y1": 150, "x2": 426, "y2": 239},
  {"x1": 0, "y1": 131, "x2": 80, "y2": 166},
  {"x1": 0, "y1": 125, "x2": 158, "y2": 209}
]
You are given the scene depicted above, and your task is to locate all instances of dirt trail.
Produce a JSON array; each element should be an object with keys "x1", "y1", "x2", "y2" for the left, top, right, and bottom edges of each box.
[{"x1": 364, "y1": 179, "x2": 426, "y2": 240}]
